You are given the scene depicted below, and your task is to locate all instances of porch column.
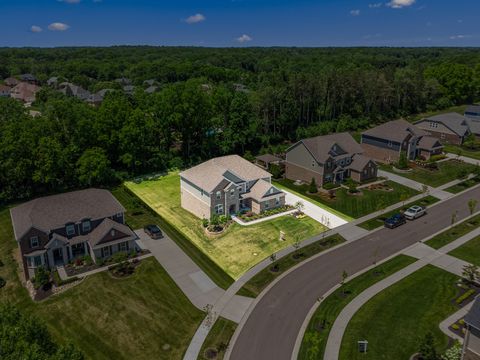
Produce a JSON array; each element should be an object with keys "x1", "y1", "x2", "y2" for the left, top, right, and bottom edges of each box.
[
  {"x1": 47, "y1": 249, "x2": 55, "y2": 268},
  {"x1": 68, "y1": 245, "x2": 73, "y2": 260},
  {"x1": 84, "y1": 242, "x2": 88, "y2": 255}
]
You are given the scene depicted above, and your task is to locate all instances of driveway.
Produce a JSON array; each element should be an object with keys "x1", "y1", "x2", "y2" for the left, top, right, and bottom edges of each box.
[{"x1": 227, "y1": 184, "x2": 480, "y2": 360}]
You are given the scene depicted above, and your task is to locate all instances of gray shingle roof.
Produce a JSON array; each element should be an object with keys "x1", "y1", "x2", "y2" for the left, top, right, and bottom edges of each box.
[
  {"x1": 88, "y1": 218, "x2": 136, "y2": 248},
  {"x1": 247, "y1": 179, "x2": 282, "y2": 202},
  {"x1": 418, "y1": 136, "x2": 443, "y2": 150},
  {"x1": 363, "y1": 119, "x2": 428, "y2": 143},
  {"x1": 465, "y1": 296, "x2": 480, "y2": 330},
  {"x1": 256, "y1": 154, "x2": 283, "y2": 164},
  {"x1": 425, "y1": 113, "x2": 470, "y2": 137},
  {"x1": 296, "y1": 132, "x2": 363, "y2": 163},
  {"x1": 10, "y1": 189, "x2": 125, "y2": 240},
  {"x1": 349, "y1": 154, "x2": 375, "y2": 172},
  {"x1": 465, "y1": 105, "x2": 480, "y2": 117}
]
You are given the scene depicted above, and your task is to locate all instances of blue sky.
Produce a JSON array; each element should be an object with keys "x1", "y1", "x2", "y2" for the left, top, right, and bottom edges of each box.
[{"x1": 0, "y1": 0, "x2": 478, "y2": 47}]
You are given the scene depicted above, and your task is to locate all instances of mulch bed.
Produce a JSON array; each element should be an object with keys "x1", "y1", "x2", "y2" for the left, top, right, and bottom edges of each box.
[{"x1": 34, "y1": 283, "x2": 53, "y2": 301}]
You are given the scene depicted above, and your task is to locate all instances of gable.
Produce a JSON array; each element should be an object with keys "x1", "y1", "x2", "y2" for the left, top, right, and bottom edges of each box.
[
  {"x1": 286, "y1": 141, "x2": 318, "y2": 166},
  {"x1": 96, "y1": 228, "x2": 130, "y2": 246}
]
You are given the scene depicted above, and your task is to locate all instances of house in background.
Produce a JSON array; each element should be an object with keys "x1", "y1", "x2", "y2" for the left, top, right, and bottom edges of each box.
[
  {"x1": 361, "y1": 119, "x2": 443, "y2": 163},
  {"x1": 4, "y1": 77, "x2": 19, "y2": 87},
  {"x1": 180, "y1": 155, "x2": 285, "y2": 219},
  {"x1": 59, "y1": 82, "x2": 91, "y2": 101},
  {"x1": 465, "y1": 105, "x2": 480, "y2": 120},
  {"x1": 0, "y1": 84, "x2": 10, "y2": 97},
  {"x1": 20, "y1": 73, "x2": 38, "y2": 85},
  {"x1": 10, "y1": 82, "x2": 41, "y2": 104},
  {"x1": 255, "y1": 154, "x2": 283, "y2": 170},
  {"x1": 10, "y1": 189, "x2": 138, "y2": 280},
  {"x1": 415, "y1": 113, "x2": 471, "y2": 145},
  {"x1": 285, "y1": 132, "x2": 378, "y2": 186},
  {"x1": 462, "y1": 296, "x2": 480, "y2": 360}
]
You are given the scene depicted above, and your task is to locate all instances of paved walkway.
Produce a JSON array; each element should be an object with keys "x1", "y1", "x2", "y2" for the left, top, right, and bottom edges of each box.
[
  {"x1": 231, "y1": 209, "x2": 296, "y2": 226},
  {"x1": 446, "y1": 153, "x2": 480, "y2": 165},
  {"x1": 323, "y1": 222, "x2": 480, "y2": 359},
  {"x1": 439, "y1": 302, "x2": 473, "y2": 342}
]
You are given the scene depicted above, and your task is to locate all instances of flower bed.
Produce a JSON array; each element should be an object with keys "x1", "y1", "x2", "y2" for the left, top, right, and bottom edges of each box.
[
  {"x1": 238, "y1": 205, "x2": 294, "y2": 223},
  {"x1": 109, "y1": 259, "x2": 140, "y2": 278}
]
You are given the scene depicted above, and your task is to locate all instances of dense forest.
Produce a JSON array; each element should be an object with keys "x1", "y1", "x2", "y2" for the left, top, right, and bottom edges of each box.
[{"x1": 1, "y1": 46, "x2": 480, "y2": 204}]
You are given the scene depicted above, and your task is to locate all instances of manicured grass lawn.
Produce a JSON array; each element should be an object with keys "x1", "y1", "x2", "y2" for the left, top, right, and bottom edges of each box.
[
  {"x1": 339, "y1": 266, "x2": 459, "y2": 360},
  {"x1": 0, "y1": 207, "x2": 204, "y2": 360},
  {"x1": 425, "y1": 214, "x2": 480, "y2": 249},
  {"x1": 445, "y1": 144, "x2": 480, "y2": 161},
  {"x1": 380, "y1": 160, "x2": 477, "y2": 188},
  {"x1": 275, "y1": 179, "x2": 419, "y2": 220},
  {"x1": 448, "y1": 235, "x2": 480, "y2": 267},
  {"x1": 445, "y1": 175, "x2": 480, "y2": 194},
  {"x1": 237, "y1": 234, "x2": 346, "y2": 298},
  {"x1": 199, "y1": 317, "x2": 237, "y2": 360},
  {"x1": 358, "y1": 195, "x2": 440, "y2": 231},
  {"x1": 298, "y1": 255, "x2": 416, "y2": 360},
  {"x1": 125, "y1": 173, "x2": 327, "y2": 280},
  {"x1": 112, "y1": 186, "x2": 234, "y2": 289}
]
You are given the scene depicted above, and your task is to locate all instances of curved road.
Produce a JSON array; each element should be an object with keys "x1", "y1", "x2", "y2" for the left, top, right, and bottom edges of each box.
[{"x1": 229, "y1": 185, "x2": 480, "y2": 360}]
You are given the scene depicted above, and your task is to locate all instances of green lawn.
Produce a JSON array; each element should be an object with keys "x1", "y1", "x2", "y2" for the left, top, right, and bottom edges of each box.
[
  {"x1": 274, "y1": 179, "x2": 420, "y2": 220},
  {"x1": 237, "y1": 234, "x2": 346, "y2": 298},
  {"x1": 380, "y1": 160, "x2": 477, "y2": 188},
  {"x1": 0, "y1": 208, "x2": 204, "y2": 360},
  {"x1": 112, "y1": 186, "x2": 234, "y2": 289},
  {"x1": 358, "y1": 195, "x2": 440, "y2": 231},
  {"x1": 339, "y1": 266, "x2": 459, "y2": 360},
  {"x1": 445, "y1": 175, "x2": 480, "y2": 194},
  {"x1": 199, "y1": 317, "x2": 237, "y2": 360},
  {"x1": 125, "y1": 173, "x2": 327, "y2": 280},
  {"x1": 298, "y1": 255, "x2": 416, "y2": 360},
  {"x1": 444, "y1": 144, "x2": 480, "y2": 161},
  {"x1": 425, "y1": 213, "x2": 480, "y2": 249},
  {"x1": 448, "y1": 235, "x2": 480, "y2": 266}
]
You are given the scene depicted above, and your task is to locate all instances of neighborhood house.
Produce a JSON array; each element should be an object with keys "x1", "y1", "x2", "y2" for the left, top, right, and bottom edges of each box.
[
  {"x1": 180, "y1": 155, "x2": 286, "y2": 219},
  {"x1": 10, "y1": 189, "x2": 138, "y2": 280},
  {"x1": 463, "y1": 296, "x2": 480, "y2": 360},
  {"x1": 361, "y1": 119, "x2": 443, "y2": 163},
  {"x1": 285, "y1": 132, "x2": 378, "y2": 186}
]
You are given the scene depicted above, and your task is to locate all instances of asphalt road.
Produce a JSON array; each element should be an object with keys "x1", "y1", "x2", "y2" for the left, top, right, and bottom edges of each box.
[{"x1": 228, "y1": 185, "x2": 480, "y2": 360}]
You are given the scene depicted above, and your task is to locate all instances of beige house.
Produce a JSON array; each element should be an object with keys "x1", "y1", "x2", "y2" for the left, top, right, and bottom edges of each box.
[
  {"x1": 415, "y1": 113, "x2": 470, "y2": 145},
  {"x1": 285, "y1": 132, "x2": 378, "y2": 186},
  {"x1": 180, "y1": 155, "x2": 286, "y2": 219}
]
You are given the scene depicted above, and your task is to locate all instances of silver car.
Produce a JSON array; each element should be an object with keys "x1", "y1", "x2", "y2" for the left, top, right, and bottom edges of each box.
[{"x1": 403, "y1": 205, "x2": 426, "y2": 220}]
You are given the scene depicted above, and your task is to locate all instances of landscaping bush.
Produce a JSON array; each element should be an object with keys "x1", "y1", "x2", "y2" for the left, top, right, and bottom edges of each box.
[
  {"x1": 429, "y1": 154, "x2": 447, "y2": 163},
  {"x1": 269, "y1": 163, "x2": 284, "y2": 179},
  {"x1": 309, "y1": 177, "x2": 317, "y2": 193},
  {"x1": 52, "y1": 270, "x2": 79, "y2": 287},
  {"x1": 0, "y1": 277, "x2": 6, "y2": 289},
  {"x1": 82, "y1": 255, "x2": 93, "y2": 266},
  {"x1": 323, "y1": 182, "x2": 338, "y2": 190},
  {"x1": 346, "y1": 179, "x2": 358, "y2": 194},
  {"x1": 202, "y1": 218, "x2": 209, "y2": 228},
  {"x1": 110, "y1": 261, "x2": 135, "y2": 277},
  {"x1": 397, "y1": 151, "x2": 409, "y2": 170},
  {"x1": 455, "y1": 289, "x2": 476, "y2": 304},
  {"x1": 32, "y1": 267, "x2": 50, "y2": 290},
  {"x1": 110, "y1": 251, "x2": 129, "y2": 264}
]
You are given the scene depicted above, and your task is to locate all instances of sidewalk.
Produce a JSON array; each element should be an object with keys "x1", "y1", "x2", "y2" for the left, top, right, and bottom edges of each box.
[{"x1": 446, "y1": 153, "x2": 480, "y2": 166}]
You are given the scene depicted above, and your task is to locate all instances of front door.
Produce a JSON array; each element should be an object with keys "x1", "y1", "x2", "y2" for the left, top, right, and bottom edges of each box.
[{"x1": 53, "y1": 248, "x2": 64, "y2": 265}]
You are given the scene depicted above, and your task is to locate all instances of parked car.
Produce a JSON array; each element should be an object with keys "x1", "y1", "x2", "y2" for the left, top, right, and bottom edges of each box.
[
  {"x1": 144, "y1": 224, "x2": 163, "y2": 239},
  {"x1": 384, "y1": 213, "x2": 406, "y2": 229},
  {"x1": 403, "y1": 205, "x2": 426, "y2": 220}
]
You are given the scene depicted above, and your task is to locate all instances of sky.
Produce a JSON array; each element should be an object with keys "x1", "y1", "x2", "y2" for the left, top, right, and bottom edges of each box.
[{"x1": 0, "y1": 0, "x2": 479, "y2": 47}]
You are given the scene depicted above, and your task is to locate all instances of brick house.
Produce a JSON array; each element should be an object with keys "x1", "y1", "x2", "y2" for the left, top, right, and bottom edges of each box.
[
  {"x1": 285, "y1": 132, "x2": 378, "y2": 186},
  {"x1": 10, "y1": 189, "x2": 138, "y2": 280},
  {"x1": 415, "y1": 113, "x2": 471, "y2": 145},
  {"x1": 180, "y1": 155, "x2": 286, "y2": 219},
  {"x1": 361, "y1": 119, "x2": 443, "y2": 163}
]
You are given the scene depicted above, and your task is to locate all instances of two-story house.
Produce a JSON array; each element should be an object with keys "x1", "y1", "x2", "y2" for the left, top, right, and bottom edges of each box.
[
  {"x1": 361, "y1": 119, "x2": 443, "y2": 163},
  {"x1": 180, "y1": 155, "x2": 286, "y2": 219},
  {"x1": 285, "y1": 132, "x2": 378, "y2": 186},
  {"x1": 415, "y1": 113, "x2": 471, "y2": 145},
  {"x1": 10, "y1": 189, "x2": 138, "y2": 280},
  {"x1": 463, "y1": 296, "x2": 480, "y2": 360}
]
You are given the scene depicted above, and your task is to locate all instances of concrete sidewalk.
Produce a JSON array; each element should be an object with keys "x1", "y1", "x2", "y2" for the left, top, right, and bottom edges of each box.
[{"x1": 446, "y1": 153, "x2": 480, "y2": 166}]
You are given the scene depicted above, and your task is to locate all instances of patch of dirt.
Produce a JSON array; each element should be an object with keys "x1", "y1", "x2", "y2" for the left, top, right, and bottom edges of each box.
[{"x1": 204, "y1": 348, "x2": 218, "y2": 359}]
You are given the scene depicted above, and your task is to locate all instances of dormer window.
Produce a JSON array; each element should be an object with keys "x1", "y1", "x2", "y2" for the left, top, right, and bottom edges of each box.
[
  {"x1": 82, "y1": 220, "x2": 91, "y2": 232},
  {"x1": 216, "y1": 191, "x2": 221, "y2": 200},
  {"x1": 110, "y1": 230, "x2": 115, "y2": 237},
  {"x1": 30, "y1": 236, "x2": 39, "y2": 248},
  {"x1": 66, "y1": 224, "x2": 75, "y2": 236}
]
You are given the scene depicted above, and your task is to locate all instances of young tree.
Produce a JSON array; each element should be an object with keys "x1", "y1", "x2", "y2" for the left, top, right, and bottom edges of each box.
[
  {"x1": 341, "y1": 270, "x2": 348, "y2": 286},
  {"x1": 294, "y1": 201, "x2": 305, "y2": 213},
  {"x1": 462, "y1": 264, "x2": 479, "y2": 284},
  {"x1": 397, "y1": 151, "x2": 409, "y2": 170},
  {"x1": 451, "y1": 211, "x2": 458, "y2": 226},
  {"x1": 309, "y1": 177, "x2": 318, "y2": 193},
  {"x1": 468, "y1": 199, "x2": 478, "y2": 215},
  {"x1": 419, "y1": 332, "x2": 438, "y2": 360}
]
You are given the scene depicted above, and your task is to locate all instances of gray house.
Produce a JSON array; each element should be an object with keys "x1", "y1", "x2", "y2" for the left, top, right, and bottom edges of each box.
[
  {"x1": 415, "y1": 113, "x2": 471, "y2": 145},
  {"x1": 463, "y1": 296, "x2": 480, "y2": 360},
  {"x1": 465, "y1": 105, "x2": 480, "y2": 120},
  {"x1": 10, "y1": 189, "x2": 138, "y2": 280}
]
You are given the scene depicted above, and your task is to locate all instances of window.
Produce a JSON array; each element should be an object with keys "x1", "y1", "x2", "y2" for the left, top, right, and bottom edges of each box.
[
  {"x1": 265, "y1": 201, "x2": 270, "y2": 209},
  {"x1": 441, "y1": 133, "x2": 446, "y2": 139},
  {"x1": 275, "y1": 197, "x2": 280, "y2": 206},
  {"x1": 230, "y1": 189, "x2": 235, "y2": 198},
  {"x1": 82, "y1": 220, "x2": 91, "y2": 232},
  {"x1": 34, "y1": 256, "x2": 42, "y2": 267},
  {"x1": 118, "y1": 241, "x2": 129, "y2": 252},
  {"x1": 430, "y1": 122, "x2": 438, "y2": 129},
  {"x1": 101, "y1": 246, "x2": 111, "y2": 258},
  {"x1": 214, "y1": 204, "x2": 224, "y2": 215},
  {"x1": 110, "y1": 230, "x2": 116, "y2": 237},
  {"x1": 364, "y1": 169, "x2": 368, "y2": 175},
  {"x1": 216, "y1": 191, "x2": 221, "y2": 200},
  {"x1": 311, "y1": 160, "x2": 315, "y2": 167},
  {"x1": 66, "y1": 224, "x2": 75, "y2": 236},
  {"x1": 30, "y1": 236, "x2": 39, "y2": 248},
  {"x1": 237, "y1": 186, "x2": 242, "y2": 193}
]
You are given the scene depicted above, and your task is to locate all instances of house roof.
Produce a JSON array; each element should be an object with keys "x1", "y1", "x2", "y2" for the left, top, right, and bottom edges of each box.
[
  {"x1": 10, "y1": 82, "x2": 41, "y2": 103},
  {"x1": 145, "y1": 85, "x2": 158, "y2": 94},
  {"x1": 295, "y1": 132, "x2": 363, "y2": 163},
  {"x1": 256, "y1": 154, "x2": 283, "y2": 164},
  {"x1": 59, "y1": 83, "x2": 91, "y2": 100},
  {"x1": 4, "y1": 77, "x2": 19, "y2": 86},
  {"x1": 97, "y1": 88, "x2": 114, "y2": 97},
  {"x1": 349, "y1": 154, "x2": 375, "y2": 172},
  {"x1": 467, "y1": 118, "x2": 480, "y2": 136},
  {"x1": 180, "y1": 155, "x2": 272, "y2": 193},
  {"x1": 465, "y1": 105, "x2": 480, "y2": 117},
  {"x1": 424, "y1": 113, "x2": 470, "y2": 137},
  {"x1": 0, "y1": 84, "x2": 10, "y2": 92},
  {"x1": 10, "y1": 189, "x2": 125, "y2": 241},
  {"x1": 465, "y1": 296, "x2": 480, "y2": 330},
  {"x1": 418, "y1": 136, "x2": 443, "y2": 150},
  {"x1": 88, "y1": 218, "x2": 136, "y2": 248},
  {"x1": 20, "y1": 74, "x2": 37, "y2": 82},
  {"x1": 247, "y1": 179, "x2": 282, "y2": 202},
  {"x1": 363, "y1": 119, "x2": 428, "y2": 143}
]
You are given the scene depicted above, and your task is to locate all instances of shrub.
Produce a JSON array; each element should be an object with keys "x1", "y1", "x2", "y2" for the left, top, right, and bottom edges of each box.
[
  {"x1": 451, "y1": 323, "x2": 460, "y2": 330},
  {"x1": 456, "y1": 289, "x2": 476, "y2": 304},
  {"x1": 323, "y1": 182, "x2": 337, "y2": 190},
  {"x1": 219, "y1": 215, "x2": 228, "y2": 224},
  {"x1": 270, "y1": 163, "x2": 284, "y2": 179},
  {"x1": 309, "y1": 178, "x2": 318, "y2": 193},
  {"x1": 202, "y1": 218, "x2": 209, "y2": 228},
  {"x1": 110, "y1": 251, "x2": 128, "y2": 264},
  {"x1": 82, "y1": 255, "x2": 93, "y2": 266},
  {"x1": 0, "y1": 277, "x2": 6, "y2": 288},
  {"x1": 429, "y1": 154, "x2": 447, "y2": 162},
  {"x1": 32, "y1": 267, "x2": 50, "y2": 289},
  {"x1": 397, "y1": 151, "x2": 409, "y2": 170}
]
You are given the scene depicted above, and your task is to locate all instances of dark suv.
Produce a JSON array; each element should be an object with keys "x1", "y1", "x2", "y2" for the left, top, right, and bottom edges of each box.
[
  {"x1": 144, "y1": 224, "x2": 163, "y2": 239},
  {"x1": 384, "y1": 214, "x2": 406, "y2": 229}
]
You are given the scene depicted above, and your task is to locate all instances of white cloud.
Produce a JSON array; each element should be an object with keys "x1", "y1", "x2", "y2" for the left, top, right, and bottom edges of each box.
[
  {"x1": 237, "y1": 34, "x2": 252, "y2": 43},
  {"x1": 369, "y1": 3, "x2": 383, "y2": 8},
  {"x1": 30, "y1": 25, "x2": 42, "y2": 33},
  {"x1": 48, "y1": 22, "x2": 70, "y2": 31},
  {"x1": 386, "y1": 0, "x2": 416, "y2": 9},
  {"x1": 350, "y1": 9, "x2": 360, "y2": 16},
  {"x1": 58, "y1": 0, "x2": 81, "y2": 3},
  {"x1": 185, "y1": 13, "x2": 206, "y2": 24},
  {"x1": 449, "y1": 34, "x2": 470, "y2": 40}
]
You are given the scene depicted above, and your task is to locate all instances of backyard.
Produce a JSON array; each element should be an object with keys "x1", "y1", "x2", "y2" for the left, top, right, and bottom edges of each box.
[
  {"x1": 380, "y1": 159, "x2": 477, "y2": 188},
  {"x1": 125, "y1": 172, "x2": 327, "y2": 279},
  {"x1": 298, "y1": 255, "x2": 416, "y2": 360},
  {"x1": 274, "y1": 179, "x2": 420, "y2": 219},
  {"x1": 0, "y1": 207, "x2": 204, "y2": 360},
  {"x1": 339, "y1": 265, "x2": 459, "y2": 360}
]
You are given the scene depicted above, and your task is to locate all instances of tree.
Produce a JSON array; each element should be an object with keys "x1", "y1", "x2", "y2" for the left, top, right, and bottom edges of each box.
[
  {"x1": 462, "y1": 264, "x2": 479, "y2": 284},
  {"x1": 294, "y1": 201, "x2": 305, "y2": 213},
  {"x1": 346, "y1": 178, "x2": 358, "y2": 194},
  {"x1": 309, "y1": 178, "x2": 318, "y2": 193},
  {"x1": 418, "y1": 332, "x2": 439, "y2": 360},
  {"x1": 468, "y1": 199, "x2": 478, "y2": 215},
  {"x1": 397, "y1": 151, "x2": 409, "y2": 170},
  {"x1": 32, "y1": 267, "x2": 50, "y2": 290},
  {"x1": 464, "y1": 133, "x2": 478, "y2": 150},
  {"x1": 76, "y1": 148, "x2": 114, "y2": 187},
  {"x1": 341, "y1": 270, "x2": 348, "y2": 286},
  {"x1": 451, "y1": 211, "x2": 458, "y2": 226}
]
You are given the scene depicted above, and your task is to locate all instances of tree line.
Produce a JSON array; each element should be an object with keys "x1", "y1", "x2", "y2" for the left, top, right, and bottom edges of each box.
[{"x1": 1, "y1": 46, "x2": 480, "y2": 204}]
